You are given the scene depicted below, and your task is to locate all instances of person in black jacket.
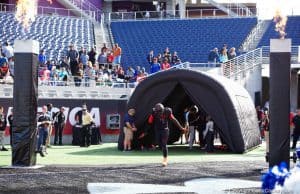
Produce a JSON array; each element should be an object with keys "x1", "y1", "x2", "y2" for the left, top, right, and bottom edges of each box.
[
  {"x1": 292, "y1": 109, "x2": 300, "y2": 149},
  {"x1": 7, "y1": 108, "x2": 13, "y2": 146},
  {"x1": 0, "y1": 106, "x2": 8, "y2": 151},
  {"x1": 53, "y1": 106, "x2": 66, "y2": 145}
]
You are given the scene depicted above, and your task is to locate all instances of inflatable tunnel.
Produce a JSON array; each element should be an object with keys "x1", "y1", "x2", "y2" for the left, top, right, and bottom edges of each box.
[{"x1": 120, "y1": 69, "x2": 261, "y2": 153}]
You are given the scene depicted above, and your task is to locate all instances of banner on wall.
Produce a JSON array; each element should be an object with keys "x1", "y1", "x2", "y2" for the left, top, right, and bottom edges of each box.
[{"x1": 0, "y1": 98, "x2": 127, "y2": 135}]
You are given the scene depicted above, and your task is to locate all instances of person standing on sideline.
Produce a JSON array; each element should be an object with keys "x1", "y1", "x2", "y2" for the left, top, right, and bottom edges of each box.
[
  {"x1": 123, "y1": 108, "x2": 137, "y2": 151},
  {"x1": 203, "y1": 116, "x2": 214, "y2": 153},
  {"x1": 292, "y1": 109, "x2": 300, "y2": 149},
  {"x1": 0, "y1": 106, "x2": 8, "y2": 151},
  {"x1": 37, "y1": 105, "x2": 51, "y2": 157},
  {"x1": 148, "y1": 103, "x2": 185, "y2": 166},
  {"x1": 188, "y1": 105, "x2": 200, "y2": 150},
  {"x1": 53, "y1": 106, "x2": 66, "y2": 145},
  {"x1": 46, "y1": 103, "x2": 54, "y2": 148},
  {"x1": 75, "y1": 104, "x2": 94, "y2": 147},
  {"x1": 8, "y1": 108, "x2": 13, "y2": 146}
]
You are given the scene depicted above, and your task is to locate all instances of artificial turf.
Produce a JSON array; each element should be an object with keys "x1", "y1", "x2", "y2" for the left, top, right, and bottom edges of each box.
[{"x1": 0, "y1": 143, "x2": 266, "y2": 167}]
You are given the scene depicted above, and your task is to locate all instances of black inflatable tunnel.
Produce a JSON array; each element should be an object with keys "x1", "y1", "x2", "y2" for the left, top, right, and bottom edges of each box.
[{"x1": 120, "y1": 68, "x2": 261, "y2": 153}]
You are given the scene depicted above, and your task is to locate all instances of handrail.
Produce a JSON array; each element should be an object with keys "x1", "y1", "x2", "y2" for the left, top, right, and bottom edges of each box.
[
  {"x1": 67, "y1": 0, "x2": 102, "y2": 22},
  {"x1": 0, "y1": 3, "x2": 94, "y2": 20},
  {"x1": 106, "y1": 7, "x2": 257, "y2": 22}
]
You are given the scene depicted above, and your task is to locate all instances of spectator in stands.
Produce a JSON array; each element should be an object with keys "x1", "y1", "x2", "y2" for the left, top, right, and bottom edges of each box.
[
  {"x1": 79, "y1": 48, "x2": 89, "y2": 68},
  {"x1": 78, "y1": 47, "x2": 84, "y2": 57},
  {"x1": 161, "y1": 58, "x2": 171, "y2": 70},
  {"x1": 75, "y1": 103, "x2": 94, "y2": 147},
  {"x1": 74, "y1": 63, "x2": 84, "y2": 87},
  {"x1": 157, "y1": 53, "x2": 162, "y2": 64},
  {"x1": 2, "y1": 41, "x2": 13, "y2": 60},
  {"x1": 147, "y1": 50, "x2": 154, "y2": 65},
  {"x1": 107, "y1": 51, "x2": 114, "y2": 69},
  {"x1": 219, "y1": 48, "x2": 228, "y2": 63},
  {"x1": 163, "y1": 47, "x2": 171, "y2": 62},
  {"x1": 117, "y1": 66, "x2": 125, "y2": 80},
  {"x1": 0, "y1": 53, "x2": 8, "y2": 68},
  {"x1": 97, "y1": 50, "x2": 107, "y2": 69},
  {"x1": 8, "y1": 57, "x2": 14, "y2": 77},
  {"x1": 125, "y1": 66, "x2": 135, "y2": 82},
  {"x1": 40, "y1": 66, "x2": 51, "y2": 85},
  {"x1": 101, "y1": 43, "x2": 108, "y2": 53},
  {"x1": 58, "y1": 67, "x2": 68, "y2": 85},
  {"x1": 84, "y1": 61, "x2": 96, "y2": 87},
  {"x1": 53, "y1": 106, "x2": 66, "y2": 145},
  {"x1": 228, "y1": 47, "x2": 236, "y2": 60},
  {"x1": 38, "y1": 49, "x2": 47, "y2": 66},
  {"x1": 66, "y1": 44, "x2": 79, "y2": 76},
  {"x1": 88, "y1": 47, "x2": 97, "y2": 65},
  {"x1": 0, "y1": 60, "x2": 9, "y2": 80},
  {"x1": 123, "y1": 108, "x2": 137, "y2": 151},
  {"x1": 59, "y1": 57, "x2": 70, "y2": 73},
  {"x1": 50, "y1": 66, "x2": 59, "y2": 86},
  {"x1": 0, "y1": 106, "x2": 8, "y2": 151},
  {"x1": 112, "y1": 43, "x2": 122, "y2": 65},
  {"x1": 171, "y1": 51, "x2": 179, "y2": 65},
  {"x1": 208, "y1": 48, "x2": 219, "y2": 64},
  {"x1": 150, "y1": 58, "x2": 161, "y2": 74},
  {"x1": 136, "y1": 69, "x2": 147, "y2": 82},
  {"x1": 134, "y1": 66, "x2": 141, "y2": 79},
  {"x1": 174, "y1": 58, "x2": 182, "y2": 65}
]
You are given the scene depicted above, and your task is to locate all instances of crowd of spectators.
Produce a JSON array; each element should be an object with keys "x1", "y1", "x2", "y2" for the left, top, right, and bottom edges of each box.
[
  {"x1": 147, "y1": 47, "x2": 181, "y2": 74},
  {"x1": 0, "y1": 41, "x2": 14, "y2": 84},
  {"x1": 0, "y1": 41, "x2": 239, "y2": 87},
  {"x1": 208, "y1": 44, "x2": 237, "y2": 65}
]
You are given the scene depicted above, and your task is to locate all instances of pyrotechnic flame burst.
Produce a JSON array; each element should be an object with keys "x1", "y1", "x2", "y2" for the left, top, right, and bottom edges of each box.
[
  {"x1": 15, "y1": 0, "x2": 52, "y2": 29},
  {"x1": 273, "y1": 9, "x2": 288, "y2": 39}
]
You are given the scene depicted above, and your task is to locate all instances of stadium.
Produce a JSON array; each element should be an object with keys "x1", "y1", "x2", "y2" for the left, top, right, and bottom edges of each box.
[{"x1": 0, "y1": 0, "x2": 300, "y2": 193}]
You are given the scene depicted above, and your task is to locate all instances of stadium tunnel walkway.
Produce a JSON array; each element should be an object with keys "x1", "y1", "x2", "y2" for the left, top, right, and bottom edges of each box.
[{"x1": 119, "y1": 69, "x2": 261, "y2": 153}]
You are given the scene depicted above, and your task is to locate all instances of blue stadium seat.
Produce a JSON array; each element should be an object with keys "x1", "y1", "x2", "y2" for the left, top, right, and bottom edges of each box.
[
  {"x1": 111, "y1": 17, "x2": 257, "y2": 71},
  {"x1": 0, "y1": 12, "x2": 95, "y2": 61}
]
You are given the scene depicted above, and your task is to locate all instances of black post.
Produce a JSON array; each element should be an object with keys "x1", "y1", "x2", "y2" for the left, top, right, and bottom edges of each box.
[
  {"x1": 269, "y1": 39, "x2": 291, "y2": 169},
  {"x1": 12, "y1": 40, "x2": 39, "y2": 166}
]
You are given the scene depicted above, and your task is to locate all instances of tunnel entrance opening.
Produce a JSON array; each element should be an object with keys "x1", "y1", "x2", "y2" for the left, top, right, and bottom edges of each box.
[{"x1": 134, "y1": 83, "x2": 226, "y2": 150}]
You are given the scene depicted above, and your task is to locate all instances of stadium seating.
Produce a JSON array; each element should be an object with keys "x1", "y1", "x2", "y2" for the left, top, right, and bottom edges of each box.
[
  {"x1": 0, "y1": 12, "x2": 95, "y2": 60},
  {"x1": 111, "y1": 17, "x2": 257, "y2": 71},
  {"x1": 258, "y1": 16, "x2": 300, "y2": 47}
]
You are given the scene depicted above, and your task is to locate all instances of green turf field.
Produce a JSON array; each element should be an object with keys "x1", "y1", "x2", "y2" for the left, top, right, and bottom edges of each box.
[{"x1": 0, "y1": 143, "x2": 267, "y2": 167}]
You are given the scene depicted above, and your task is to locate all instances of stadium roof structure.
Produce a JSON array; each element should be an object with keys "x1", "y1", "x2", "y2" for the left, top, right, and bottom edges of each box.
[{"x1": 125, "y1": 69, "x2": 261, "y2": 153}]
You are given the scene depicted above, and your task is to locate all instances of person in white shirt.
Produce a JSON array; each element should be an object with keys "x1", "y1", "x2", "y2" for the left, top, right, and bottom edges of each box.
[{"x1": 2, "y1": 42, "x2": 14, "y2": 59}]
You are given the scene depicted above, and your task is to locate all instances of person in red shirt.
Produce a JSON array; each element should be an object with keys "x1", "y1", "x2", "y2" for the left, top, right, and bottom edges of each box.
[
  {"x1": 148, "y1": 103, "x2": 185, "y2": 166},
  {"x1": 160, "y1": 58, "x2": 171, "y2": 70}
]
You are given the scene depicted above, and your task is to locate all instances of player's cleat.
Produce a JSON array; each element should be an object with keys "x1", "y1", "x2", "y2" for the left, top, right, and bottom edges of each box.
[{"x1": 162, "y1": 157, "x2": 168, "y2": 167}]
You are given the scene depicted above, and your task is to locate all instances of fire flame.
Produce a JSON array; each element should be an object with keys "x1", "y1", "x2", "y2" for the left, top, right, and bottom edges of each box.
[
  {"x1": 15, "y1": 0, "x2": 52, "y2": 29},
  {"x1": 273, "y1": 9, "x2": 288, "y2": 39}
]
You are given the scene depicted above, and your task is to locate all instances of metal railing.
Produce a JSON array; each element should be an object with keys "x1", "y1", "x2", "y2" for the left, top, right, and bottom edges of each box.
[
  {"x1": 0, "y1": 3, "x2": 98, "y2": 20},
  {"x1": 106, "y1": 7, "x2": 257, "y2": 22},
  {"x1": 67, "y1": 0, "x2": 102, "y2": 22}
]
